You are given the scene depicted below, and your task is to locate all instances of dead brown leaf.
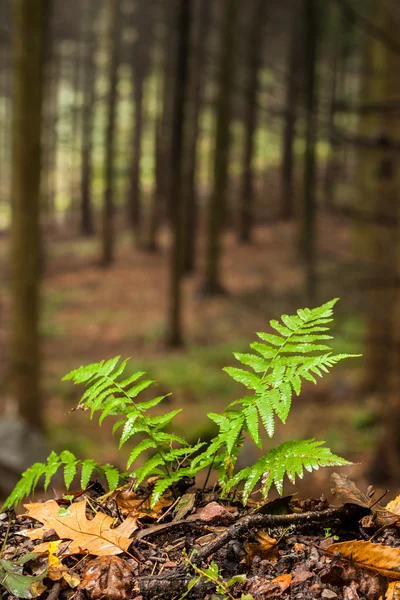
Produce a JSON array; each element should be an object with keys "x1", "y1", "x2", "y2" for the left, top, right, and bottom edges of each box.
[
  {"x1": 244, "y1": 531, "x2": 279, "y2": 566},
  {"x1": 386, "y1": 496, "x2": 400, "y2": 516},
  {"x1": 331, "y1": 473, "x2": 399, "y2": 530},
  {"x1": 331, "y1": 473, "x2": 372, "y2": 509},
  {"x1": 114, "y1": 490, "x2": 173, "y2": 519},
  {"x1": 48, "y1": 540, "x2": 80, "y2": 587},
  {"x1": 21, "y1": 500, "x2": 138, "y2": 557},
  {"x1": 381, "y1": 581, "x2": 400, "y2": 600},
  {"x1": 80, "y1": 555, "x2": 137, "y2": 600},
  {"x1": 272, "y1": 573, "x2": 292, "y2": 591},
  {"x1": 327, "y1": 541, "x2": 400, "y2": 580}
]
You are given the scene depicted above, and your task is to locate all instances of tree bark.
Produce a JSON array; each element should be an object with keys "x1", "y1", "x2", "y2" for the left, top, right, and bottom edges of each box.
[
  {"x1": 202, "y1": 0, "x2": 238, "y2": 295},
  {"x1": 281, "y1": 1, "x2": 300, "y2": 220},
  {"x1": 101, "y1": 0, "x2": 121, "y2": 267},
  {"x1": 181, "y1": 0, "x2": 211, "y2": 274},
  {"x1": 80, "y1": 17, "x2": 96, "y2": 237},
  {"x1": 301, "y1": 0, "x2": 319, "y2": 304},
  {"x1": 10, "y1": 0, "x2": 48, "y2": 430},
  {"x1": 238, "y1": 0, "x2": 266, "y2": 244},
  {"x1": 166, "y1": 0, "x2": 192, "y2": 347},
  {"x1": 127, "y1": 80, "x2": 144, "y2": 243}
]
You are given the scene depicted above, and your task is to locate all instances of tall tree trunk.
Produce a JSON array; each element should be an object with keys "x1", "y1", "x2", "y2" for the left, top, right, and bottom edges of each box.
[
  {"x1": 238, "y1": 0, "x2": 266, "y2": 244},
  {"x1": 182, "y1": 0, "x2": 210, "y2": 274},
  {"x1": 127, "y1": 79, "x2": 144, "y2": 244},
  {"x1": 202, "y1": 0, "x2": 238, "y2": 295},
  {"x1": 10, "y1": 0, "x2": 47, "y2": 430},
  {"x1": 147, "y1": 66, "x2": 163, "y2": 253},
  {"x1": 166, "y1": 0, "x2": 192, "y2": 347},
  {"x1": 364, "y1": 1, "x2": 400, "y2": 483},
  {"x1": 281, "y1": 1, "x2": 300, "y2": 220},
  {"x1": 101, "y1": 0, "x2": 120, "y2": 267},
  {"x1": 157, "y1": 1, "x2": 178, "y2": 226},
  {"x1": 301, "y1": 0, "x2": 319, "y2": 303},
  {"x1": 80, "y1": 1, "x2": 96, "y2": 237},
  {"x1": 323, "y1": 1, "x2": 341, "y2": 209}
]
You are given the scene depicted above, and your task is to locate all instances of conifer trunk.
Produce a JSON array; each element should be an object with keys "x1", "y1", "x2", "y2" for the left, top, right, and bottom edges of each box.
[
  {"x1": 203, "y1": 0, "x2": 238, "y2": 294},
  {"x1": 127, "y1": 80, "x2": 144, "y2": 243},
  {"x1": 101, "y1": 0, "x2": 120, "y2": 267},
  {"x1": 281, "y1": 2, "x2": 300, "y2": 220},
  {"x1": 238, "y1": 0, "x2": 265, "y2": 244},
  {"x1": 182, "y1": 0, "x2": 210, "y2": 274},
  {"x1": 80, "y1": 0, "x2": 96, "y2": 237},
  {"x1": 166, "y1": 0, "x2": 191, "y2": 347},
  {"x1": 301, "y1": 0, "x2": 319, "y2": 303},
  {"x1": 10, "y1": 0, "x2": 48, "y2": 430}
]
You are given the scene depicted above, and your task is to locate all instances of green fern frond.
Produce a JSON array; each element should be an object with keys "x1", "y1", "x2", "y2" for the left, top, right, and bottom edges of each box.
[
  {"x1": 2, "y1": 453, "x2": 122, "y2": 509},
  {"x1": 223, "y1": 439, "x2": 350, "y2": 504},
  {"x1": 223, "y1": 299, "x2": 360, "y2": 440}
]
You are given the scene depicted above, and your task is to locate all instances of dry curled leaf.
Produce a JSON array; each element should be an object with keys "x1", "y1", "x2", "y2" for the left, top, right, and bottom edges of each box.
[
  {"x1": 386, "y1": 496, "x2": 400, "y2": 516},
  {"x1": 48, "y1": 541, "x2": 80, "y2": 587},
  {"x1": 80, "y1": 555, "x2": 137, "y2": 600},
  {"x1": 244, "y1": 531, "x2": 279, "y2": 566},
  {"x1": 327, "y1": 540, "x2": 400, "y2": 580},
  {"x1": 272, "y1": 573, "x2": 292, "y2": 591},
  {"x1": 331, "y1": 473, "x2": 372, "y2": 509},
  {"x1": 381, "y1": 581, "x2": 400, "y2": 600},
  {"x1": 21, "y1": 500, "x2": 138, "y2": 557},
  {"x1": 331, "y1": 473, "x2": 399, "y2": 530},
  {"x1": 114, "y1": 490, "x2": 173, "y2": 519}
]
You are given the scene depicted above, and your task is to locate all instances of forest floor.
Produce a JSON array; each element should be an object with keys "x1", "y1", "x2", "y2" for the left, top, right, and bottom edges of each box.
[{"x1": 0, "y1": 196, "x2": 384, "y2": 502}]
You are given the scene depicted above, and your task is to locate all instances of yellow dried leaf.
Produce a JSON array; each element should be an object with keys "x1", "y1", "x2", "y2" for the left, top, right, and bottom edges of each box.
[
  {"x1": 244, "y1": 531, "x2": 279, "y2": 566},
  {"x1": 114, "y1": 489, "x2": 173, "y2": 519},
  {"x1": 386, "y1": 496, "x2": 400, "y2": 516},
  {"x1": 21, "y1": 500, "x2": 138, "y2": 557},
  {"x1": 327, "y1": 541, "x2": 400, "y2": 580},
  {"x1": 293, "y1": 543, "x2": 305, "y2": 553}
]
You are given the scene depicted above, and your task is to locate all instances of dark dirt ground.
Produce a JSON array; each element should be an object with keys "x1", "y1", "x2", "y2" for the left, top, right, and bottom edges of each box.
[{"x1": 1, "y1": 474, "x2": 399, "y2": 600}]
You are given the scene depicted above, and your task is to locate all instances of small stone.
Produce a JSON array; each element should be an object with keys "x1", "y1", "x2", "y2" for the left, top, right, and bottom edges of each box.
[
  {"x1": 292, "y1": 571, "x2": 313, "y2": 585},
  {"x1": 322, "y1": 589, "x2": 338, "y2": 599},
  {"x1": 309, "y1": 546, "x2": 320, "y2": 562},
  {"x1": 195, "y1": 502, "x2": 235, "y2": 523}
]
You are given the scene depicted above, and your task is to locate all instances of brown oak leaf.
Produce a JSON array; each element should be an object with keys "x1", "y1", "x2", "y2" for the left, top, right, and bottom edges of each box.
[
  {"x1": 327, "y1": 541, "x2": 400, "y2": 580},
  {"x1": 21, "y1": 500, "x2": 138, "y2": 556}
]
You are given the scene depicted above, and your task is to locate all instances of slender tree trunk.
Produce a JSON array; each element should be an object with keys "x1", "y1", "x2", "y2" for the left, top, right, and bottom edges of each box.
[
  {"x1": 147, "y1": 68, "x2": 163, "y2": 253},
  {"x1": 301, "y1": 0, "x2": 319, "y2": 303},
  {"x1": 80, "y1": 5, "x2": 96, "y2": 237},
  {"x1": 238, "y1": 0, "x2": 266, "y2": 244},
  {"x1": 182, "y1": 0, "x2": 210, "y2": 274},
  {"x1": 101, "y1": 0, "x2": 120, "y2": 267},
  {"x1": 281, "y1": 1, "x2": 300, "y2": 220},
  {"x1": 323, "y1": 1, "x2": 341, "y2": 209},
  {"x1": 166, "y1": 0, "x2": 192, "y2": 347},
  {"x1": 10, "y1": 0, "x2": 47, "y2": 430},
  {"x1": 127, "y1": 80, "x2": 144, "y2": 244},
  {"x1": 157, "y1": 1, "x2": 177, "y2": 226},
  {"x1": 202, "y1": 0, "x2": 238, "y2": 295},
  {"x1": 364, "y1": 0, "x2": 400, "y2": 483}
]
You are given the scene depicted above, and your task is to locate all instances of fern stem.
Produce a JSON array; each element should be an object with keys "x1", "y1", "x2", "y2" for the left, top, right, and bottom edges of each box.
[{"x1": 202, "y1": 451, "x2": 217, "y2": 491}]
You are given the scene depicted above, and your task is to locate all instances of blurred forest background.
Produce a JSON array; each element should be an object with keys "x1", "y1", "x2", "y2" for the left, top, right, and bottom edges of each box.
[{"x1": 1, "y1": 0, "x2": 400, "y2": 501}]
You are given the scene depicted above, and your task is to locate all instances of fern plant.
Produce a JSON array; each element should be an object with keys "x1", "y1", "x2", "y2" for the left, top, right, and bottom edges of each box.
[
  {"x1": 3, "y1": 299, "x2": 359, "y2": 510},
  {"x1": 191, "y1": 298, "x2": 357, "y2": 502}
]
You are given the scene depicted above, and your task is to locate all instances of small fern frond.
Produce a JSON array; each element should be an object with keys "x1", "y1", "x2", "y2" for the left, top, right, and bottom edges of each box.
[
  {"x1": 2, "y1": 453, "x2": 122, "y2": 510},
  {"x1": 223, "y1": 439, "x2": 350, "y2": 504},
  {"x1": 223, "y1": 299, "x2": 360, "y2": 440}
]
